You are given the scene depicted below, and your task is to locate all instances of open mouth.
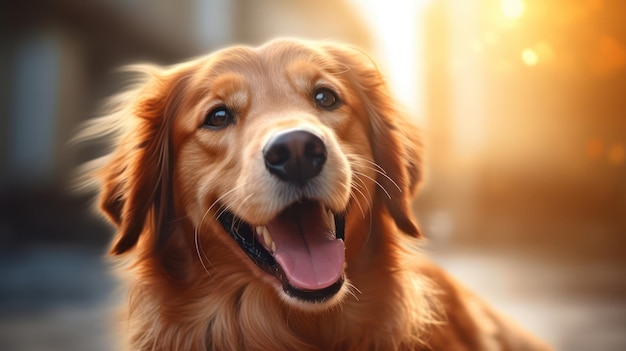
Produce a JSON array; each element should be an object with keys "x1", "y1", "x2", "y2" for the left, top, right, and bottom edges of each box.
[{"x1": 218, "y1": 200, "x2": 346, "y2": 303}]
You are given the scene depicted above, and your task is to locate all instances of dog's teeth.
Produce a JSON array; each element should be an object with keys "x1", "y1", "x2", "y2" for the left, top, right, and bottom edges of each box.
[
  {"x1": 255, "y1": 225, "x2": 275, "y2": 251},
  {"x1": 262, "y1": 227, "x2": 272, "y2": 248},
  {"x1": 330, "y1": 213, "x2": 336, "y2": 233}
]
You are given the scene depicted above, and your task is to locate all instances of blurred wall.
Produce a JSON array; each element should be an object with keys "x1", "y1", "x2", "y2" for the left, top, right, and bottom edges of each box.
[
  {"x1": 0, "y1": 0, "x2": 370, "y2": 247},
  {"x1": 0, "y1": 0, "x2": 624, "y2": 263}
]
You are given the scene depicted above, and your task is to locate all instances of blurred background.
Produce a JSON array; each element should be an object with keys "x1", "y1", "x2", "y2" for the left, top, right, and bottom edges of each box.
[{"x1": 0, "y1": 0, "x2": 624, "y2": 350}]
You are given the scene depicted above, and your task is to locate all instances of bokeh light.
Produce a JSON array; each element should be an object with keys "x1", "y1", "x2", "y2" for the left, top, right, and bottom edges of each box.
[
  {"x1": 522, "y1": 48, "x2": 539, "y2": 66},
  {"x1": 501, "y1": 0, "x2": 525, "y2": 19}
]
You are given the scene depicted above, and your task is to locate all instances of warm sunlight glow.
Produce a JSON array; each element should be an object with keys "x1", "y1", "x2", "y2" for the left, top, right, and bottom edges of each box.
[
  {"x1": 449, "y1": 2, "x2": 486, "y2": 160},
  {"x1": 522, "y1": 48, "x2": 538, "y2": 66},
  {"x1": 349, "y1": 0, "x2": 431, "y2": 124},
  {"x1": 501, "y1": 0, "x2": 525, "y2": 19}
]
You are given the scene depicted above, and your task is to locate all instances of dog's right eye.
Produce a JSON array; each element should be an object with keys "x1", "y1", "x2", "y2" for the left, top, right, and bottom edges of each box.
[
  {"x1": 314, "y1": 88, "x2": 339, "y2": 110},
  {"x1": 203, "y1": 107, "x2": 234, "y2": 129}
]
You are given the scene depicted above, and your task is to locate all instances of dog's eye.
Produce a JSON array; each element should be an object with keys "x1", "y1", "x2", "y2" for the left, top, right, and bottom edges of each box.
[
  {"x1": 314, "y1": 88, "x2": 339, "y2": 109},
  {"x1": 203, "y1": 107, "x2": 234, "y2": 129}
]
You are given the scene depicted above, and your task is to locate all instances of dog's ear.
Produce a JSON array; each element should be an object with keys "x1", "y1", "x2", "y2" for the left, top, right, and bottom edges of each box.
[
  {"x1": 90, "y1": 66, "x2": 188, "y2": 255},
  {"x1": 325, "y1": 44, "x2": 423, "y2": 237}
]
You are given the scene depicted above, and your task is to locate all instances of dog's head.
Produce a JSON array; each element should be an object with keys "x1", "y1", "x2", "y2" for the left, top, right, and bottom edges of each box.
[{"x1": 91, "y1": 39, "x2": 423, "y2": 308}]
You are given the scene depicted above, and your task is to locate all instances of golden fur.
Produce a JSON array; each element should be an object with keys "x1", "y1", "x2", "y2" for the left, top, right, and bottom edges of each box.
[{"x1": 81, "y1": 39, "x2": 551, "y2": 350}]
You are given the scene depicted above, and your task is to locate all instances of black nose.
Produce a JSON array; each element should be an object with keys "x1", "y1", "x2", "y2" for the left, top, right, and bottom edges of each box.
[{"x1": 263, "y1": 130, "x2": 327, "y2": 186}]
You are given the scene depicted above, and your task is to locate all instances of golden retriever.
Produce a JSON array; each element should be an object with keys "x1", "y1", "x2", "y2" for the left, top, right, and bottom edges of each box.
[{"x1": 81, "y1": 39, "x2": 551, "y2": 350}]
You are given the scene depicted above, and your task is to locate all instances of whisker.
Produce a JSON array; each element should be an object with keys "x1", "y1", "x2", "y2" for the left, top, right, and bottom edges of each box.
[
  {"x1": 194, "y1": 234, "x2": 212, "y2": 277},
  {"x1": 354, "y1": 170, "x2": 392, "y2": 200},
  {"x1": 349, "y1": 181, "x2": 367, "y2": 218},
  {"x1": 351, "y1": 172, "x2": 373, "y2": 209},
  {"x1": 193, "y1": 184, "x2": 248, "y2": 276},
  {"x1": 350, "y1": 173, "x2": 375, "y2": 258},
  {"x1": 228, "y1": 192, "x2": 255, "y2": 239},
  {"x1": 195, "y1": 206, "x2": 216, "y2": 277},
  {"x1": 345, "y1": 281, "x2": 362, "y2": 302},
  {"x1": 347, "y1": 153, "x2": 386, "y2": 173},
  {"x1": 205, "y1": 184, "x2": 246, "y2": 216},
  {"x1": 348, "y1": 193, "x2": 365, "y2": 219},
  {"x1": 369, "y1": 167, "x2": 402, "y2": 193},
  {"x1": 346, "y1": 153, "x2": 402, "y2": 193},
  {"x1": 214, "y1": 205, "x2": 242, "y2": 240},
  {"x1": 336, "y1": 176, "x2": 353, "y2": 194}
]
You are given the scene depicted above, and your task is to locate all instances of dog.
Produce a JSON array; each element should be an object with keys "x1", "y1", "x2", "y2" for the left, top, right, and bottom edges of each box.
[{"x1": 81, "y1": 39, "x2": 551, "y2": 350}]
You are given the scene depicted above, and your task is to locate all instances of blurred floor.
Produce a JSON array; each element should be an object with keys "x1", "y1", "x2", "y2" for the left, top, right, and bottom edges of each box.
[
  {"x1": 1, "y1": 245, "x2": 624, "y2": 351},
  {"x1": 0, "y1": 247, "x2": 117, "y2": 351},
  {"x1": 430, "y1": 247, "x2": 626, "y2": 351}
]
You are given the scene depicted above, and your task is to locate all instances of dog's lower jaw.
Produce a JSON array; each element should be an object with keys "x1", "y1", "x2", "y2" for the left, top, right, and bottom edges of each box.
[{"x1": 276, "y1": 280, "x2": 350, "y2": 312}]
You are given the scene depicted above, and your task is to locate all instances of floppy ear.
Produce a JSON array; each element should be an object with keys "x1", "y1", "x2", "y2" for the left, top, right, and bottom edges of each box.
[
  {"x1": 90, "y1": 66, "x2": 187, "y2": 255},
  {"x1": 325, "y1": 45, "x2": 424, "y2": 237}
]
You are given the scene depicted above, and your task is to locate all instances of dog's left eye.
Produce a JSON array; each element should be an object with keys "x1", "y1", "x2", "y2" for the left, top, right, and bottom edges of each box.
[
  {"x1": 203, "y1": 106, "x2": 234, "y2": 129},
  {"x1": 314, "y1": 88, "x2": 339, "y2": 109}
]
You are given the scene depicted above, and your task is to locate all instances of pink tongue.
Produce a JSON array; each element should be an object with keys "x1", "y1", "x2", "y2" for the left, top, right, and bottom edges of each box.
[{"x1": 267, "y1": 201, "x2": 345, "y2": 291}]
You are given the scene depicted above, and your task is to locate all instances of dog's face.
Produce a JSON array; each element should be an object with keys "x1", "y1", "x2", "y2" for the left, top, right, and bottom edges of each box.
[
  {"x1": 94, "y1": 40, "x2": 422, "y2": 310},
  {"x1": 175, "y1": 45, "x2": 368, "y2": 305}
]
